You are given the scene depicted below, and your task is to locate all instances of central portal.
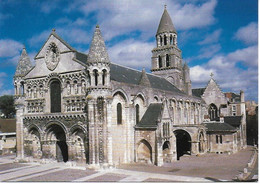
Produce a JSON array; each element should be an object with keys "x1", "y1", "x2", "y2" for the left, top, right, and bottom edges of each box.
[{"x1": 46, "y1": 124, "x2": 68, "y2": 162}]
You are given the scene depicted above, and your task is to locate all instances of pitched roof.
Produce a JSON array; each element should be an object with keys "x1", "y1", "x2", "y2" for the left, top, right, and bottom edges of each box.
[
  {"x1": 15, "y1": 47, "x2": 32, "y2": 77},
  {"x1": 0, "y1": 119, "x2": 16, "y2": 133},
  {"x1": 192, "y1": 88, "x2": 206, "y2": 97},
  {"x1": 157, "y1": 8, "x2": 177, "y2": 35},
  {"x1": 224, "y1": 116, "x2": 242, "y2": 128},
  {"x1": 110, "y1": 63, "x2": 184, "y2": 94},
  {"x1": 75, "y1": 51, "x2": 88, "y2": 63},
  {"x1": 203, "y1": 122, "x2": 237, "y2": 132},
  {"x1": 35, "y1": 29, "x2": 76, "y2": 59},
  {"x1": 135, "y1": 103, "x2": 163, "y2": 129},
  {"x1": 88, "y1": 25, "x2": 110, "y2": 63}
]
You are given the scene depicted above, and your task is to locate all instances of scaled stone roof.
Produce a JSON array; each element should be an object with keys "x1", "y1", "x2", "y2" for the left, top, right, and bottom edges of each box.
[
  {"x1": 88, "y1": 25, "x2": 110, "y2": 63},
  {"x1": 15, "y1": 47, "x2": 32, "y2": 77},
  {"x1": 203, "y1": 122, "x2": 237, "y2": 132},
  {"x1": 135, "y1": 103, "x2": 163, "y2": 129},
  {"x1": 157, "y1": 8, "x2": 177, "y2": 35},
  {"x1": 224, "y1": 116, "x2": 242, "y2": 128},
  {"x1": 192, "y1": 88, "x2": 206, "y2": 97}
]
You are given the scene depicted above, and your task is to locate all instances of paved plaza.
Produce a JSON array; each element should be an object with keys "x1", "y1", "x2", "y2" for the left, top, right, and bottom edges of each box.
[{"x1": 0, "y1": 146, "x2": 257, "y2": 182}]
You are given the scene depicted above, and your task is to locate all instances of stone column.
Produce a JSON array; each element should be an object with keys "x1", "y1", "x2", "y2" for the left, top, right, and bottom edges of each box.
[
  {"x1": 87, "y1": 99, "x2": 96, "y2": 165},
  {"x1": 16, "y1": 103, "x2": 24, "y2": 160}
]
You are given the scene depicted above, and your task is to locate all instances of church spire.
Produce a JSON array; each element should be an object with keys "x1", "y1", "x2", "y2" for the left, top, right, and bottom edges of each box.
[
  {"x1": 156, "y1": 6, "x2": 177, "y2": 35},
  {"x1": 88, "y1": 25, "x2": 110, "y2": 63},
  {"x1": 15, "y1": 46, "x2": 32, "y2": 77}
]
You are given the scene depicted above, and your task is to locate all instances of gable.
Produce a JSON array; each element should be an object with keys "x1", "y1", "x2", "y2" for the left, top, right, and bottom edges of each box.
[
  {"x1": 202, "y1": 79, "x2": 227, "y2": 108},
  {"x1": 25, "y1": 34, "x2": 86, "y2": 79}
]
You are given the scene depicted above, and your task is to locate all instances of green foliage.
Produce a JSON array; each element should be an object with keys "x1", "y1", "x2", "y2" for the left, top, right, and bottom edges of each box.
[{"x1": 0, "y1": 95, "x2": 15, "y2": 118}]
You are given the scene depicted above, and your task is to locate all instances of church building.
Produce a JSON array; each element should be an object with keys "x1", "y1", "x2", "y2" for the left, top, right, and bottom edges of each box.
[{"x1": 14, "y1": 7, "x2": 247, "y2": 167}]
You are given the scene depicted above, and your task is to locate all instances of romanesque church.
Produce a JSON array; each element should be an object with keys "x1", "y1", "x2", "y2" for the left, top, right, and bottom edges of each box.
[{"x1": 14, "y1": 7, "x2": 247, "y2": 167}]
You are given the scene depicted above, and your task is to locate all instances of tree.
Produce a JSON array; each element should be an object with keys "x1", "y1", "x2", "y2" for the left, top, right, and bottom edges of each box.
[{"x1": 0, "y1": 95, "x2": 15, "y2": 118}]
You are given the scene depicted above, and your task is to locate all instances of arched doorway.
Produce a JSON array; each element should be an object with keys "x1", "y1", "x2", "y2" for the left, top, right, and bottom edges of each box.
[
  {"x1": 162, "y1": 141, "x2": 171, "y2": 163},
  {"x1": 71, "y1": 128, "x2": 89, "y2": 164},
  {"x1": 137, "y1": 139, "x2": 152, "y2": 164},
  {"x1": 174, "y1": 130, "x2": 191, "y2": 160},
  {"x1": 46, "y1": 124, "x2": 68, "y2": 162},
  {"x1": 27, "y1": 127, "x2": 41, "y2": 158}
]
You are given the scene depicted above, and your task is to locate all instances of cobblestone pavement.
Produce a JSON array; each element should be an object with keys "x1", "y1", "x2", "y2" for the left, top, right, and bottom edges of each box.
[{"x1": 0, "y1": 146, "x2": 256, "y2": 182}]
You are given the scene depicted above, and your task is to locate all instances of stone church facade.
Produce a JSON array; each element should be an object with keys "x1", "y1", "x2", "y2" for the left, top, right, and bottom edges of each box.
[{"x1": 14, "y1": 7, "x2": 247, "y2": 167}]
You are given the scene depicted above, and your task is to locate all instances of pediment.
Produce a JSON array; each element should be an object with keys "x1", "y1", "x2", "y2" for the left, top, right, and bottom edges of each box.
[{"x1": 35, "y1": 31, "x2": 75, "y2": 59}]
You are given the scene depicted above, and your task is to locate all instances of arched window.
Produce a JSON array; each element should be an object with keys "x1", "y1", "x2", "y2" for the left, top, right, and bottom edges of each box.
[
  {"x1": 166, "y1": 54, "x2": 170, "y2": 67},
  {"x1": 164, "y1": 35, "x2": 167, "y2": 45},
  {"x1": 117, "y1": 103, "x2": 122, "y2": 125},
  {"x1": 160, "y1": 36, "x2": 162, "y2": 46},
  {"x1": 170, "y1": 35, "x2": 173, "y2": 45},
  {"x1": 87, "y1": 71, "x2": 91, "y2": 86},
  {"x1": 20, "y1": 82, "x2": 24, "y2": 95},
  {"x1": 94, "y1": 69, "x2": 98, "y2": 86},
  {"x1": 136, "y1": 104, "x2": 140, "y2": 124},
  {"x1": 74, "y1": 80, "x2": 78, "y2": 94},
  {"x1": 209, "y1": 103, "x2": 218, "y2": 121},
  {"x1": 50, "y1": 80, "x2": 61, "y2": 113},
  {"x1": 102, "y1": 69, "x2": 106, "y2": 86},
  {"x1": 158, "y1": 56, "x2": 162, "y2": 68}
]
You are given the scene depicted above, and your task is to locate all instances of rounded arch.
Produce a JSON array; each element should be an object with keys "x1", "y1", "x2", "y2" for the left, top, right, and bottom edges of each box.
[
  {"x1": 46, "y1": 74, "x2": 62, "y2": 89},
  {"x1": 69, "y1": 124, "x2": 88, "y2": 135},
  {"x1": 137, "y1": 139, "x2": 152, "y2": 164},
  {"x1": 136, "y1": 92, "x2": 147, "y2": 105},
  {"x1": 112, "y1": 89, "x2": 129, "y2": 104},
  {"x1": 44, "y1": 121, "x2": 68, "y2": 140},
  {"x1": 27, "y1": 126, "x2": 41, "y2": 158},
  {"x1": 70, "y1": 125, "x2": 89, "y2": 164},
  {"x1": 44, "y1": 121, "x2": 69, "y2": 162},
  {"x1": 174, "y1": 129, "x2": 192, "y2": 160},
  {"x1": 154, "y1": 95, "x2": 159, "y2": 102},
  {"x1": 28, "y1": 124, "x2": 42, "y2": 137}
]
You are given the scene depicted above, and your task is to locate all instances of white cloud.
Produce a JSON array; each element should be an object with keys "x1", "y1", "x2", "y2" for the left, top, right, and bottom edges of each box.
[
  {"x1": 199, "y1": 29, "x2": 222, "y2": 45},
  {"x1": 198, "y1": 44, "x2": 221, "y2": 59},
  {"x1": 67, "y1": 0, "x2": 217, "y2": 40},
  {"x1": 234, "y1": 22, "x2": 258, "y2": 45},
  {"x1": 190, "y1": 65, "x2": 215, "y2": 83},
  {"x1": 227, "y1": 45, "x2": 258, "y2": 67},
  {"x1": 191, "y1": 45, "x2": 258, "y2": 101},
  {"x1": 108, "y1": 39, "x2": 154, "y2": 68},
  {"x1": 0, "y1": 39, "x2": 23, "y2": 58}
]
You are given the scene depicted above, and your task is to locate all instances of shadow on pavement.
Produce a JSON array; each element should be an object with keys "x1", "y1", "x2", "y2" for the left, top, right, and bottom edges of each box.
[{"x1": 204, "y1": 177, "x2": 221, "y2": 182}]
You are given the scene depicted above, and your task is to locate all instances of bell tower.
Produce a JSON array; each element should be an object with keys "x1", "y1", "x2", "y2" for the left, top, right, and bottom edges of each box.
[
  {"x1": 151, "y1": 6, "x2": 191, "y2": 95},
  {"x1": 86, "y1": 25, "x2": 113, "y2": 166}
]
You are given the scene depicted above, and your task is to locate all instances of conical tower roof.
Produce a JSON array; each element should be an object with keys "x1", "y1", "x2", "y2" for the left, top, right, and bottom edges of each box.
[
  {"x1": 88, "y1": 25, "x2": 110, "y2": 63},
  {"x1": 15, "y1": 47, "x2": 32, "y2": 77},
  {"x1": 157, "y1": 6, "x2": 177, "y2": 35},
  {"x1": 139, "y1": 68, "x2": 151, "y2": 87}
]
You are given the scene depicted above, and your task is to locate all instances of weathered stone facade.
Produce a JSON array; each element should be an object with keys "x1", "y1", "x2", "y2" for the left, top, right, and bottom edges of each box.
[{"x1": 14, "y1": 7, "x2": 246, "y2": 167}]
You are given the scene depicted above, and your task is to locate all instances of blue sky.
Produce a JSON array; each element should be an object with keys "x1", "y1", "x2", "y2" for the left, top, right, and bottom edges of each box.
[{"x1": 0, "y1": 0, "x2": 258, "y2": 102}]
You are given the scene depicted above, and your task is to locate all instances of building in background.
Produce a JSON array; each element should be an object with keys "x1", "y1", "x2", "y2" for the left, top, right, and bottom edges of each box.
[{"x1": 0, "y1": 119, "x2": 16, "y2": 155}]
